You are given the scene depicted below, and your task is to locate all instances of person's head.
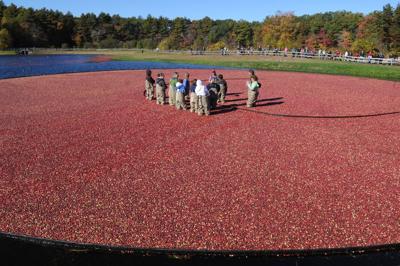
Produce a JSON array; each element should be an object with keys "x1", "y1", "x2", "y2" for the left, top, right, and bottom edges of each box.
[
  {"x1": 173, "y1": 72, "x2": 179, "y2": 78},
  {"x1": 196, "y1": 79, "x2": 203, "y2": 86},
  {"x1": 249, "y1": 69, "x2": 255, "y2": 76},
  {"x1": 158, "y1": 72, "x2": 164, "y2": 78},
  {"x1": 191, "y1": 79, "x2": 197, "y2": 86},
  {"x1": 185, "y1": 72, "x2": 190, "y2": 79},
  {"x1": 146, "y1": 69, "x2": 152, "y2": 76},
  {"x1": 250, "y1": 75, "x2": 258, "y2": 82},
  {"x1": 218, "y1": 74, "x2": 223, "y2": 79},
  {"x1": 211, "y1": 70, "x2": 217, "y2": 76}
]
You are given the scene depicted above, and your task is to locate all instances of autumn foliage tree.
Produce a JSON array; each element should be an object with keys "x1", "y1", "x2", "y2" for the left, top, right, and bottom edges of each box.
[
  {"x1": 338, "y1": 30, "x2": 352, "y2": 51},
  {"x1": 262, "y1": 12, "x2": 299, "y2": 49},
  {"x1": 317, "y1": 29, "x2": 332, "y2": 49}
]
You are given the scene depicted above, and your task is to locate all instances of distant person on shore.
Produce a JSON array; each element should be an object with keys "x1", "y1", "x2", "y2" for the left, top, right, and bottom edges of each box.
[
  {"x1": 190, "y1": 79, "x2": 198, "y2": 113},
  {"x1": 144, "y1": 69, "x2": 155, "y2": 100},
  {"x1": 169, "y1": 72, "x2": 178, "y2": 106},
  {"x1": 155, "y1": 73, "x2": 167, "y2": 105},
  {"x1": 175, "y1": 79, "x2": 187, "y2": 110},
  {"x1": 217, "y1": 74, "x2": 228, "y2": 103},
  {"x1": 368, "y1": 51, "x2": 373, "y2": 64},
  {"x1": 247, "y1": 75, "x2": 260, "y2": 108},
  {"x1": 195, "y1": 80, "x2": 210, "y2": 116}
]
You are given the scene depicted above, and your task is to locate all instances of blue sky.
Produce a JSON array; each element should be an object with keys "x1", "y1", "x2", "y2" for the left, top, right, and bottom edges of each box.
[{"x1": 4, "y1": 0, "x2": 400, "y2": 21}]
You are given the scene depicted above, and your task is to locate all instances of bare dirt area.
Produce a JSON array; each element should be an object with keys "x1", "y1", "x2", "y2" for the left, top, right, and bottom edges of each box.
[{"x1": 0, "y1": 69, "x2": 399, "y2": 251}]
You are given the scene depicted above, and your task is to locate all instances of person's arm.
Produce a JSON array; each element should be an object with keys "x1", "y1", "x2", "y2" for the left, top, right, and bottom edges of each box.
[
  {"x1": 204, "y1": 86, "x2": 210, "y2": 96},
  {"x1": 246, "y1": 81, "x2": 252, "y2": 90}
]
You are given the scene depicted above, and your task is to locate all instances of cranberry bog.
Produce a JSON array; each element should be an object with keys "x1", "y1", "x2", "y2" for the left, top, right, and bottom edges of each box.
[{"x1": 1, "y1": 69, "x2": 400, "y2": 265}]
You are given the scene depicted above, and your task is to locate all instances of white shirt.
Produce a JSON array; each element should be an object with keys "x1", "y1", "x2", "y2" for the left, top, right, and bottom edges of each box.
[{"x1": 195, "y1": 85, "x2": 209, "y2": 96}]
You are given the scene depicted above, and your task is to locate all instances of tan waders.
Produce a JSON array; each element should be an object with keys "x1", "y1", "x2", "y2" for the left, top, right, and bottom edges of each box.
[
  {"x1": 197, "y1": 95, "x2": 210, "y2": 116},
  {"x1": 247, "y1": 89, "x2": 259, "y2": 107},
  {"x1": 145, "y1": 80, "x2": 154, "y2": 100},
  {"x1": 156, "y1": 84, "x2": 166, "y2": 104}
]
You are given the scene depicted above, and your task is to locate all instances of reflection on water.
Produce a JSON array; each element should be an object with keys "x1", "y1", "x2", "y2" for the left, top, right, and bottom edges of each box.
[{"x1": 0, "y1": 54, "x2": 230, "y2": 79}]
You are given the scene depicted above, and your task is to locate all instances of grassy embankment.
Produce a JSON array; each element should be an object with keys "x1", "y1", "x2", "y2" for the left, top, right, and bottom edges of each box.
[
  {"x1": 0, "y1": 50, "x2": 16, "y2": 55},
  {"x1": 22, "y1": 49, "x2": 400, "y2": 81}
]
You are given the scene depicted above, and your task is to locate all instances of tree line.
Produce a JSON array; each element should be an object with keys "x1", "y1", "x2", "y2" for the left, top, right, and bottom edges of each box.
[{"x1": 0, "y1": 1, "x2": 399, "y2": 56}]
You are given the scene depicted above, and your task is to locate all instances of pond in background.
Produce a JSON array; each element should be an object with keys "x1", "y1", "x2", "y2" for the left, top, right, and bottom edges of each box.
[{"x1": 0, "y1": 54, "x2": 232, "y2": 79}]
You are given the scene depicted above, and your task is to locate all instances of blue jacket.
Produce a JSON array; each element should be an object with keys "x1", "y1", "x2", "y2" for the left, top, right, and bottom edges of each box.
[
  {"x1": 183, "y1": 79, "x2": 190, "y2": 94},
  {"x1": 176, "y1": 84, "x2": 186, "y2": 93}
]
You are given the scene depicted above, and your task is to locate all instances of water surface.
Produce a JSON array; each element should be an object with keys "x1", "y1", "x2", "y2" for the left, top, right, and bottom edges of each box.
[{"x1": 0, "y1": 54, "x2": 230, "y2": 79}]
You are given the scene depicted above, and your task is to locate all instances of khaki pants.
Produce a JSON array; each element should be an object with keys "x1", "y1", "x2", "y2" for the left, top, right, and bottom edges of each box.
[
  {"x1": 169, "y1": 87, "x2": 176, "y2": 106},
  {"x1": 190, "y1": 92, "x2": 197, "y2": 112},
  {"x1": 247, "y1": 89, "x2": 259, "y2": 107},
  {"x1": 145, "y1": 80, "x2": 154, "y2": 100},
  {"x1": 218, "y1": 84, "x2": 226, "y2": 103},
  {"x1": 156, "y1": 85, "x2": 165, "y2": 104},
  {"x1": 197, "y1": 95, "x2": 210, "y2": 115},
  {"x1": 176, "y1": 92, "x2": 186, "y2": 110}
]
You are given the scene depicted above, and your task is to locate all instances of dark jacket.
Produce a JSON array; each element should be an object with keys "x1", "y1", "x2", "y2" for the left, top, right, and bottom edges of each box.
[
  {"x1": 146, "y1": 76, "x2": 155, "y2": 85},
  {"x1": 156, "y1": 77, "x2": 167, "y2": 89},
  {"x1": 207, "y1": 82, "x2": 220, "y2": 93}
]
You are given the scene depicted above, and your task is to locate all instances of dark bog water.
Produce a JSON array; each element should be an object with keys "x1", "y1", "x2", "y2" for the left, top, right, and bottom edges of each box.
[{"x1": 0, "y1": 54, "x2": 230, "y2": 79}]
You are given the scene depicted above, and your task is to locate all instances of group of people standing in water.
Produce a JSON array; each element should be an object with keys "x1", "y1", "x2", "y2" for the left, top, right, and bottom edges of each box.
[{"x1": 144, "y1": 69, "x2": 261, "y2": 116}]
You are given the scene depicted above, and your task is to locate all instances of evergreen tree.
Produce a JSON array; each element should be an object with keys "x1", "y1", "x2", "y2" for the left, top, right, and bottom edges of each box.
[
  {"x1": 391, "y1": 4, "x2": 400, "y2": 52},
  {"x1": 74, "y1": 13, "x2": 97, "y2": 47},
  {"x1": 381, "y1": 4, "x2": 393, "y2": 51},
  {"x1": 235, "y1": 20, "x2": 253, "y2": 47},
  {"x1": 0, "y1": 0, "x2": 6, "y2": 18},
  {"x1": 0, "y1": 28, "x2": 12, "y2": 48},
  {"x1": 170, "y1": 17, "x2": 188, "y2": 49}
]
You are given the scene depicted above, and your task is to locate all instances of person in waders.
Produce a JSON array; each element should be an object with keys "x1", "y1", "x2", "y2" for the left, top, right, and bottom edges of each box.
[
  {"x1": 195, "y1": 80, "x2": 210, "y2": 116},
  {"x1": 155, "y1": 73, "x2": 167, "y2": 105},
  {"x1": 209, "y1": 70, "x2": 218, "y2": 83},
  {"x1": 247, "y1": 75, "x2": 260, "y2": 108},
  {"x1": 175, "y1": 79, "x2": 187, "y2": 110},
  {"x1": 207, "y1": 80, "x2": 220, "y2": 110},
  {"x1": 189, "y1": 79, "x2": 198, "y2": 113},
  {"x1": 145, "y1": 69, "x2": 155, "y2": 100},
  {"x1": 169, "y1": 72, "x2": 178, "y2": 106},
  {"x1": 183, "y1": 73, "x2": 190, "y2": 101},
  {"x1": 217, "y1": 74, "x2": 228, "y2": 103}
]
